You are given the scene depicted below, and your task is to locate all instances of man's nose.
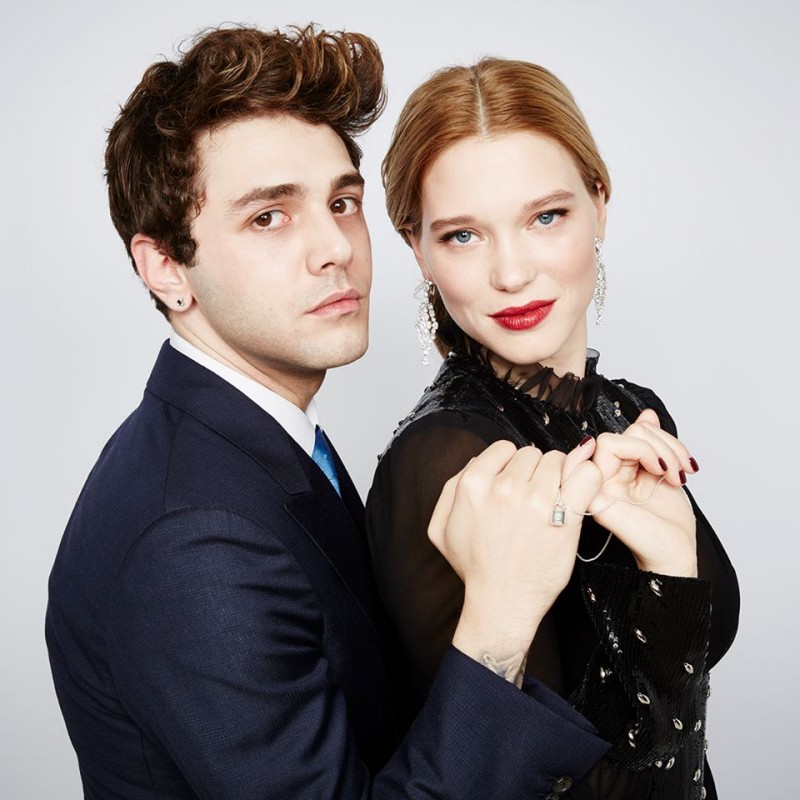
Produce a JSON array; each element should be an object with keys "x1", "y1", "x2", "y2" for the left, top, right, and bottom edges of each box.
[{"x1": 304, "y1": 208, "x2": 354, "y2": 274}]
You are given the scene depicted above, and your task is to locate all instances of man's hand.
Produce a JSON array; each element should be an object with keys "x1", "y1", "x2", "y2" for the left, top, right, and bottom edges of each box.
[{"x1": 428, "y1": 439, "x2": 601, "y2": 685}]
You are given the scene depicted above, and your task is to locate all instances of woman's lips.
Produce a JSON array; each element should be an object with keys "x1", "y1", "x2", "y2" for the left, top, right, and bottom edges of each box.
[{"x1": 491, "y1": 300, "x2": 555, "y2": 330}]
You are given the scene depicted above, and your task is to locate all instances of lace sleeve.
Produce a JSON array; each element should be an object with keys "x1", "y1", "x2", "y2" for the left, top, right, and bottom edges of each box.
[{"x1": 366, "y1": 411, "x2": 506, "y2": 706}]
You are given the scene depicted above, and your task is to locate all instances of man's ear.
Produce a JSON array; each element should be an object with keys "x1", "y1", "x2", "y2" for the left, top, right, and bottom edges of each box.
[
  {"x1": 131, "y1": 234, "x2": 193, "y2": 313},
  {"x1": 405, "y1": 230, "x2": 433, "y2": 283}
]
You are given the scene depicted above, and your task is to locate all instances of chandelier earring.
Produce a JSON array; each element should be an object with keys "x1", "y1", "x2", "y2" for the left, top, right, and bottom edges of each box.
[
  {"x1": 414, "y1": 279, "x2": 439, "y2": 366},
  {"x1": 593, "y1": 236, "x2": 607, "y2": 326}
]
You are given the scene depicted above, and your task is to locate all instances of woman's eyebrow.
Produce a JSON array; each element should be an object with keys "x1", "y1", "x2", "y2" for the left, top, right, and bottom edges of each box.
[{"x1": 428, "y1": 190, "x2": 577, "y2": 233}]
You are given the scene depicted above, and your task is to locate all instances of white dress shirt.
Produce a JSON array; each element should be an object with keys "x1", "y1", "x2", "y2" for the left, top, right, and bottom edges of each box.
[{"x1": 169, "y1": 333, "x2": 319, "y2": 456}]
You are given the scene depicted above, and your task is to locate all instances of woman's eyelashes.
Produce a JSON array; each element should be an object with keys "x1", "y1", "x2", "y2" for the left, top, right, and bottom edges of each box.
[
  {"x1": 438, "y1": 208, "x2": 569, "y2": 246},
  {"x1": 533, "y1": 207, "x2": 568, "y2": 227},
  {"x1": 440, "y1": 229, "x2": 476, "y2": 246}
]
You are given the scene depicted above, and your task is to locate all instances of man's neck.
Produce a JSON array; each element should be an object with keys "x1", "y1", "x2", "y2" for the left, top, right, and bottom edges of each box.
[{"x1": 172, "y1": 321, "x2": 324, "y2": 411}]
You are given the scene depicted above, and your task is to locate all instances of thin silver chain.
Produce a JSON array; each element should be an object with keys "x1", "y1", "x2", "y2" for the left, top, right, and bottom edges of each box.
[
  {"x1": 555, "y1": 478, "x2": 666, "y2": 563},
  {"x1": 577, "y1": 532, "x2": 613, "y2": 563}
]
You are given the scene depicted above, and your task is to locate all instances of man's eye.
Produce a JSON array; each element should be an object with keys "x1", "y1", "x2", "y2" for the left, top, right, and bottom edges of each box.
[
  {"x1": 331, "y1": 197, "x2": 359, "y2": 215},
  {"x1": 253, "y1": 211, "x2": 281, "y2": 228}
]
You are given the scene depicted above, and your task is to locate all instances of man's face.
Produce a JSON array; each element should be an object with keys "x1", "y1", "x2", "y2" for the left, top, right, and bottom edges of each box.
[{"x1": 182, "y1": 115, "x2": 372, "y2": 389}]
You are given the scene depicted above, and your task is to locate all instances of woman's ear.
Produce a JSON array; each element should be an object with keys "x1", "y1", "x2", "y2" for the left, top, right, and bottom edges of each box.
[
  {"x1": 130, "y1": 234, "x2": 193, "y2": 314},
  {"x1": 593, "y1": 182, "x2": 608, "y2": 241},
  {"x1": 405, "y1": 230, "x2": 433, "y2": 282}
]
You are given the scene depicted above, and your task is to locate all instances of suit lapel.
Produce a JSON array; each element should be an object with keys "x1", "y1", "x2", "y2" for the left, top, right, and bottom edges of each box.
[
  {"x1": 284, "y1": 446, "x2": 390, "y2": 655},
  {"x1": 326, "y1": 430, "x2": 367, "y2": 534},
  {"x1": 146, "y1": 341, "x2": 388, "y2": 652}
]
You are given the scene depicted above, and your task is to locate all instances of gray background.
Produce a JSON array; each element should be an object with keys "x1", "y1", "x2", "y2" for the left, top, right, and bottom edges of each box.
[{"x1": 2, "y1": 0, "x2": 797, "y2": 795}]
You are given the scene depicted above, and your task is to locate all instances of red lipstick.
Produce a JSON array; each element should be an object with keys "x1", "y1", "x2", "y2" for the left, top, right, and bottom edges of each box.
[{"x1": 491, "y1": 300, "x2": 554, "y2": 330}]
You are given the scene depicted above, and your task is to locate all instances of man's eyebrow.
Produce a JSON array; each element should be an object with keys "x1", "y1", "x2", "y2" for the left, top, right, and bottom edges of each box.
[
  {"x1": 228, "y1": 183, "x2": 304, "y2": 212},
  {"x1": 331, "y1": 172, "x2": 365, "y2": 192},
  {"x1": 428, "y1": 190, "x2": 577, "y2": 234},
  {"x1": 227, "y1": 172, "x2": 364, "y2": 214}
]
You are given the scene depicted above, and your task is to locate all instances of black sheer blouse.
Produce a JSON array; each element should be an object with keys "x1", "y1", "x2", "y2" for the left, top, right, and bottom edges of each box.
[{"x1": 366, "y1": 351, "x2": 739, "y2": 799}]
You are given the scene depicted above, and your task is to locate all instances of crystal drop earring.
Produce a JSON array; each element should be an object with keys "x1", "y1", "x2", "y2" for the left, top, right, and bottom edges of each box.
[
  {"x1": 414, "y1": 279, "x2": 438, "y2": 366},
  {"x1": 593, "y1": 237, "x2": 607, "y2": 326}
]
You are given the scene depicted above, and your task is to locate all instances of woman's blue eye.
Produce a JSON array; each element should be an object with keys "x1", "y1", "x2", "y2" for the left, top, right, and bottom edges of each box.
[
  {"x1": 453, "y1": 230, "x2": 472, "y2": 244},
  {"x1": 536, "y1": 209, "x2": 566, "y2": 226}
]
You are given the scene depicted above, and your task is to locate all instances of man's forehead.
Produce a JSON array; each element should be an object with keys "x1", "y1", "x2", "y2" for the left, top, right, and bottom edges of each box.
[{"x1": 196, "y1": 114, "x2": 357, "y2": 199}]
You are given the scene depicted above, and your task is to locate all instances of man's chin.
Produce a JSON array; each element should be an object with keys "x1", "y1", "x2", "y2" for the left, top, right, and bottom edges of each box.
[{"x1": 324, "y1": 336, "x2": 368, "y2": 369}]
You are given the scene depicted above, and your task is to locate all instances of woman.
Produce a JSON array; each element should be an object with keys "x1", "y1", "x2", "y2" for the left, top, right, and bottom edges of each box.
[{"x1": 367, "y1": 59, "x2": 739, "y2": 798}]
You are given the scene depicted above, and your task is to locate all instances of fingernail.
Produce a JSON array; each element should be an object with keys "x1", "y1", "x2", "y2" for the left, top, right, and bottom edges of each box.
[
  {"x1": 689, "y1": 456, "x2": 700, "y2": 472},
  {"x1": 658, "y1": 458, "x2": 668, "y2": 472},
  {"x1": 679, "y1": 469, "x2": 687, "y2": 485},
  {"x1": 579, "y1": 434, "x2": 593, "y2": 447}
]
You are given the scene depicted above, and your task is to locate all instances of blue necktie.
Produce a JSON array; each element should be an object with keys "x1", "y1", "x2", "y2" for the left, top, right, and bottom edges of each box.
[{"x1": 312, "y1": 426, "x2": 341, "y2": 496}]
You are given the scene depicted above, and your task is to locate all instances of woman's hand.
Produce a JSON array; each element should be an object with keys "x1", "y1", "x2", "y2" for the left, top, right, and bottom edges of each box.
[
  {"x1": 589, "y1": 409, "x2": 698, "y2": 577},
  {"x1": 428, "y1": 438, "x2": 601, "y2": 683}
]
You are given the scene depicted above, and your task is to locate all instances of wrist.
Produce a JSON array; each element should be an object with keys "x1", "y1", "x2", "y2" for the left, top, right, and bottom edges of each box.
[
  {"x1": 452, "y1": 596, "x2": 542, "y2": 685},
  {"x1": 636, "y1": 556, "x2": 698, "y2": 579}
]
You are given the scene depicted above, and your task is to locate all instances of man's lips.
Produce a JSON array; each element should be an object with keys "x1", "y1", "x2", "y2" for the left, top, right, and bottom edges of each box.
[
  {"x1": 308, "y1": 289, "x2": 362, "y2": 315},
  {"x1": 490, "y1": 300, "x2": 555, "y2": 330}
]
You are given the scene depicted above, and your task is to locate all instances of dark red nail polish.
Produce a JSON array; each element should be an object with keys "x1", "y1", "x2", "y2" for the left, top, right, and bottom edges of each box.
[
  {"x1": 658, "y1": 458, "x2": 668, "y2": 472},
  {"x1": 579, "y1": 434, "x2": 593, "y2": 447},
  {"x1": 679, "y1": 470, "x2": 687, "y2": 485},
  {"x1": 689, "y1": 457, "x2": 700, "y2": 472}
]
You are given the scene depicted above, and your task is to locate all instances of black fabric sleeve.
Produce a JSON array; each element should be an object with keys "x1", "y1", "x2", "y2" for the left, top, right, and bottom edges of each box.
[
  {"x1": 616, "y1": 380, "x2": 740, "y2": 668},
  {"x1": 570, "y1": 564, "x2": 711, "y2": 772},
  {"x1": 366, "y1": 412, "x2": 506, "y2": 703}
]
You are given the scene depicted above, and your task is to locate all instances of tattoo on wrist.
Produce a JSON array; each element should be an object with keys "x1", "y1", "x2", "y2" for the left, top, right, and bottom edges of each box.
[{"x1": 479, "y1": 651, "x2": 528, "y2": 688}]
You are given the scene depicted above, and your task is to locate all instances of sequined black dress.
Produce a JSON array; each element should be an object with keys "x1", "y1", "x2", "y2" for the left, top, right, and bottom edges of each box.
[{"x1": 366, "y1": 350, "x2": 739, "y2": 799}]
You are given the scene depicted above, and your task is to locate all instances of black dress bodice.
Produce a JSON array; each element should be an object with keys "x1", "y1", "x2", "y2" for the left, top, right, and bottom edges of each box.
[{"x1": 367, "y1": 350, "x2": 739, "y2": 800}]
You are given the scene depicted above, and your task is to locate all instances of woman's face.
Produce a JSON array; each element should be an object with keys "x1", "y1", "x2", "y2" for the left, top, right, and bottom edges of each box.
[{"x1": 410, "y1": 131, "x2": 606, "y2": 377}]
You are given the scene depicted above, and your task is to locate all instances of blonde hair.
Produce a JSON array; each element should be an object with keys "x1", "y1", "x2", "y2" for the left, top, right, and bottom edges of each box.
[{"x1": 382, "y1": 57, "x2": 609, "y2": 354}]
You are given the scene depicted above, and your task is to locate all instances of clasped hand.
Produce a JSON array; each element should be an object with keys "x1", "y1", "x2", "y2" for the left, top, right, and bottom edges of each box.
[
  {"x1": 429, "y1": 438, "x2": 601, "y2": 664},
  {"x1": 588, "y1": 408, "x2": 698, "y2": 578},
  {"x1": 428, "y1": 409, "x2": 698, "y2": 670}
]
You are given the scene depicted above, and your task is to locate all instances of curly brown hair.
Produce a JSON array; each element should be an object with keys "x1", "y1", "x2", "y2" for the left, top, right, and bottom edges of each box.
[{"x1": 105, "y1": 24, "x2": 385, "y2": 316}]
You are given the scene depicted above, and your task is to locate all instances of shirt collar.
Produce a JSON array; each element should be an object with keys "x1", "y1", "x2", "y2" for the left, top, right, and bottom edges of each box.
[{"x1": 169, "y1": 332, "x2": 318, "y2": 456}]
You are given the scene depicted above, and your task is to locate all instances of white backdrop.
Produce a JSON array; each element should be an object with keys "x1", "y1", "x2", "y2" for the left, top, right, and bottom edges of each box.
[{"x1": 2, "y1": 1, "x2": 797, "y2": 796}]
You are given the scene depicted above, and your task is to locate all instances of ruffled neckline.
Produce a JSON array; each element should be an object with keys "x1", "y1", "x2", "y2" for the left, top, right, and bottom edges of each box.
[{"x1": 452, "y1": 348, "x2": 604, "y2": 413}]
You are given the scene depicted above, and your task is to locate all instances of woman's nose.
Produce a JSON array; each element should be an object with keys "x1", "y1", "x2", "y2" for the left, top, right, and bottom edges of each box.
[{"x1": 489, "y1": 238, "x2": 536, "y2": 292}]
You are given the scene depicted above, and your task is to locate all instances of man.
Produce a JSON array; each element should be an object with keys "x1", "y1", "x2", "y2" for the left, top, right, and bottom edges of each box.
[{"x1": 46, "y1": 25, "x2": 609, "y2": 798}]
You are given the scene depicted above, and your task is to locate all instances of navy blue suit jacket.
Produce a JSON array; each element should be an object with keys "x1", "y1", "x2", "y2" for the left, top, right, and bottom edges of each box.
[{"x1": 46, "y1": 342, "x2": 610, "y2": 799}]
